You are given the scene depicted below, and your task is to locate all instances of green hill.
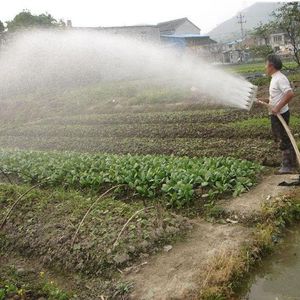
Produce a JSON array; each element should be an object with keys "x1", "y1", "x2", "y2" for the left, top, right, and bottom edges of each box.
[{"x1": 208, "y1": 2, "x2": 282, "y2": 42}]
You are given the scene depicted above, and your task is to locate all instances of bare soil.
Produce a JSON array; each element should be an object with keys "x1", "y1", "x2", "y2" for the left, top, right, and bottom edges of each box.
[
  {"x1": 127, "y1": 220, "x2": 251, "y2": 300},
  {"x1": 125, "y1": 174, "x2": 296, "y2": 300},
  {"x1": 219, "y1": 174, "x2": 298, "y2": 221},
  {"x1": 0, "y1": 165, "x2": 298, "y2": 299}
]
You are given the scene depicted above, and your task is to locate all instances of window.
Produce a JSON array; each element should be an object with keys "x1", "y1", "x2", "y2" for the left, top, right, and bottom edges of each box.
[{"x1": 273, "y1": 35, "x2": 283, "y2": 43}]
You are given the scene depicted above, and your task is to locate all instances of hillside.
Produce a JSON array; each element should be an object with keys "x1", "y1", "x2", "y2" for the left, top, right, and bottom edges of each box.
[{"x1": 208, "y1": 2, "x2": 282, "y2": 42}]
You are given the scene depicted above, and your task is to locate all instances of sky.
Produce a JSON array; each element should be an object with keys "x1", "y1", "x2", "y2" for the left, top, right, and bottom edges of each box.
[{"x1": 0, "y1": 0, "x2": 286, "y2": 34}]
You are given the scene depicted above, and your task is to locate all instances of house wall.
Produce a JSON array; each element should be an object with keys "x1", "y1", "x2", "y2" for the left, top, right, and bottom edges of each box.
[
  {"x1": 175, "y1": 21, "x2": 200, "y2": 35},
  {"x1": 269, "y1": 33, "x2": 286, "y2": 49},
  {"x1": 100, "y1": 26, "x2": 161, "y2": 42},
  {"x1": 223, "y1": 50, "x2": 243, "y2": 63}
]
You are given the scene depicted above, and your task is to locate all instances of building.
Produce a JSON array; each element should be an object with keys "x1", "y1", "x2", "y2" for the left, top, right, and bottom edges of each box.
[
  {"x1": 221, "y1": 32, "x2": 291, "y2": 63},
  {"x1": 72, "y1": 24, "x2": 161, "y2": 42},
  {"x1": 269, "y1": 32, "x2": 287, "y2": 50},
  {"x1": 222, "y1": 40, "x2": 243, "y2": 63},
  {"x1": 161, "y1": 34, "x2": 217, "y2": 54},
  {"x1": 158, "y1": 18, "x2": 217, "y2": 58},
  {"x1": 237, "y1": 31, "x2": 299, "y2": 60},
  {"x1": 68, "y1": 17, "x2": 218, "y2": 57},
  {"x1": 157, "y1": 17, "x2": 201, "y2": 35},
  {"x1": 98, "y1": 25, "x2": 160, "y2": 42}
]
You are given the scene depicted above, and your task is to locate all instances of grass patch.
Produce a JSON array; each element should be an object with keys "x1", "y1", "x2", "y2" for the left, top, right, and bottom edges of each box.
[
  {"x1": 0, "y1": 265, "x2": 70, "y2": 300},
  {"x1": 230, "y1": 115, "x2": 300, "y2": 130},
  {"x1": 229, "y1": 117, "x2": 270, "y2": 130},
  {"x1": 249, "y1": 76, "x2": 270, "y2": 87},
  {"x1": 228, "y1": 61, "x2": 298, "y2": 74},
  {"x1": 289, "y1": 72, "x2": 300, "y2": 82}
]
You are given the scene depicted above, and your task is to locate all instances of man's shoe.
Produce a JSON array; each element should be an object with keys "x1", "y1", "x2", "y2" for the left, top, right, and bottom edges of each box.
[{"x1": 276, "y1": 149, "x2": 298, "y2": 175}]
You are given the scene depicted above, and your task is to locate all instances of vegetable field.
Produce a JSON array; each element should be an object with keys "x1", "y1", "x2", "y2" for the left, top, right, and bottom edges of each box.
[
  {"x1": 0, "y1": 150, "x2": 262, "y2": 207},
  {"x1": 0, "y1": 67, "x2": 299, "y2": 299}
]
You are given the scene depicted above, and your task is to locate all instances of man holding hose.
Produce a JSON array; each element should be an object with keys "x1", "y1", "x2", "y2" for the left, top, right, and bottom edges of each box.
[{"x1": 265, "y1": 54, "x2": 296, "y2": 174}]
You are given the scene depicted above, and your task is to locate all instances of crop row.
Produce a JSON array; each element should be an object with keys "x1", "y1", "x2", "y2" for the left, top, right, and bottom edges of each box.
[
  {"x1": 36, "y1": 109, "x2": 238, "y2": 126},
  {"x1": 0, "y1": 136, "x2": 277, "y2": 163},
  {"x1": 0, "y1": 150, "x2": 262, "y2": 207},
  {"x1": 3, "y1": 114, "x2": 278, "y2": 141},
  {"x1": 3, "y1": 123, "x2": 267, "y2": 140}
]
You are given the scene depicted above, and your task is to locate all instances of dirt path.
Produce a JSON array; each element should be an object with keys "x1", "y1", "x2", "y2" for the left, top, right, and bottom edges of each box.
[
  {"x1": 219, "y1": 174, "x2": 297, "y2": 220},
  {"x1": 127, "y1": 221, "x2": 251, "y2": 300},
  {"x1": 126, "y1": 174, "x2": 296, "y2": 300}
]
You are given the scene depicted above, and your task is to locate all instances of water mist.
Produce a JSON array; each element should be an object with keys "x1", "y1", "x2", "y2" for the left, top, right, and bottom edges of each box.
[{"x1": 0, "y1": 29, "x2": 254, "y2": 109}]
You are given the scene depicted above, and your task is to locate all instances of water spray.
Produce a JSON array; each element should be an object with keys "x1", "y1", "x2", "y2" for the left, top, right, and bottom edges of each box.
[{"x1": 0, "y1": 30, "x2": 260, "y2": 111}]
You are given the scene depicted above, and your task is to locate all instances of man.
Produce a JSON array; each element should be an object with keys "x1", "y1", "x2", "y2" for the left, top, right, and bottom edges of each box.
[{"x1": 265, "y1": 54, "x2": 296, "y2": 174}]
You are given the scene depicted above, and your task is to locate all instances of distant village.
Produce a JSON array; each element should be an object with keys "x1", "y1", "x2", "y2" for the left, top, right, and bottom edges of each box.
[{"x1": 0, "y1": 16, "x2": 296, "y2": 64}]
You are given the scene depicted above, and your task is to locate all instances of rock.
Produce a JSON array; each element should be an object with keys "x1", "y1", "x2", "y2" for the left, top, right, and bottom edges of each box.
[
  {"x1": 113, "y1": 253, "x2": 130, "y2": 264},
  {"x1": 123, "y1": 266, "x2": 134, "y2": 274},
  {"x1": 194, "y1": 188, "x2": 203, "y2": 196},
  {"x1": 163, "y1": 245, "x2": 173, "y2": 252},
  {"x1": 165, "y1": 226, "x2": 179, "y2": 235},
  {"x1": 16, "y1": 267, "x2": 26, "y2": 275},
  {"x1": 140, "y1": 240, "x2": 149, "y2": 250},
  {"x1": 128, "y1": 245, "x2": 136, "y2": 253},
  {"x1": 155, "y1": 227, "x2": 164, "y2": 237},
  {"x1": 226, "y1": 218, "x2": 239, "y2": 224},
  {"x1": 139, "y1": 253, "x2": 149, "y2": 259}
]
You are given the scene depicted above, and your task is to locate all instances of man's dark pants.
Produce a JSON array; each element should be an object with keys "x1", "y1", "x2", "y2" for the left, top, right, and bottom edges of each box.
[{"x1": 270, "y1": 110, "x2": 293, "y2": 151}]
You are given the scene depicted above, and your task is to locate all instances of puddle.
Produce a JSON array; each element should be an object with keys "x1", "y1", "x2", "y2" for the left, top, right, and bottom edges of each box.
[{"x1": 244, "y1": 226, "x2": 300, "y2": 300}]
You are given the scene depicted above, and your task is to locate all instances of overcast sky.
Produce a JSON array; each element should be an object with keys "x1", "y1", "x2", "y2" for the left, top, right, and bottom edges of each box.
[{"x1": 1, "y1": 0, "x2": 286, "y2": 33}]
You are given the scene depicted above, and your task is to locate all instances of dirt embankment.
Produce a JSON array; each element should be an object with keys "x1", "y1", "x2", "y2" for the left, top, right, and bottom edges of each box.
[
  {"x1": 125, "y1": 175, "x2": 298, "y2": 300},
  {"x1": 0, "y1": 175, "x2": 299, "y2": 299}
]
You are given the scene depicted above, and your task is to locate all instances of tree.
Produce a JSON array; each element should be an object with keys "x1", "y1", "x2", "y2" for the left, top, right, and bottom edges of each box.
[
  {"x1": 252, "y1": 22, "x2": 272, "y2": 45},
  {"x1": 6, "y1": 10, "x2": 65, "y2": 32},
  {"x1": 272, "y1": 2, "x2": 300, "y2": 66},
  {"x1": 0, "y1": 20, "x2": 4, "y2": 33},
  {"x1": 252, "y1": 3, "x2": 300, "y2": 66},
  {"x1": 250, "y1": 45, "x2": 273, "y2": 59}
]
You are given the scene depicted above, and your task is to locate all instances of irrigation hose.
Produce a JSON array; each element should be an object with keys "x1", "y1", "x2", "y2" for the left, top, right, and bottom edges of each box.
[{"x1": 256, "y1": 100, "x2": 300, "y2": 168}]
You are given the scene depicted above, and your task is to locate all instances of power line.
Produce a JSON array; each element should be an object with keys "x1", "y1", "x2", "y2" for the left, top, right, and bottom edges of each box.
[{"x1": 237, "y1": 13, "x2": 246, "y2": 39}]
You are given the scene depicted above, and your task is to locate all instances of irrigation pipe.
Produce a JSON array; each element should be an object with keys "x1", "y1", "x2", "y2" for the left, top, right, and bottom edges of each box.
[
  {"x1": 71, "y1": 185, "x2": 122, "y2": 248},
  {"x1": 0, "y1": 167, "x2": 13, "y2": 184},
  {"x1": 112, "y1": 206, "x2": 154, "y2": 249},
  {"x1": 257, "y1": 100, "x2": 300, "y2": 167},
  {"x1": 0, "y1": 182, "x2": 44, "y2": 229}
]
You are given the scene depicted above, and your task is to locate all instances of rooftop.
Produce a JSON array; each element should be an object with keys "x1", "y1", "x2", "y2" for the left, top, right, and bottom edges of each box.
[
  {"x1": 161, "y1": 34, "x2": 210, "y2": 38},
  {"x1": 157, "y1": 17, "x2": 201, "y2": 32}
]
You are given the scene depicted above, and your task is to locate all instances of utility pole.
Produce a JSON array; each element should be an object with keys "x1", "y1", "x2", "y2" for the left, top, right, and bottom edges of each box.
[{"x1": 237, "y1": 13, "x2": 246, "y2": 39}]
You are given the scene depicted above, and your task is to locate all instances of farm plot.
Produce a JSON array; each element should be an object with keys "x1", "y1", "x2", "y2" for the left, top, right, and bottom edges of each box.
[
  {"x1": 0, "y1": 79, "x2": 283, "y2": 167},
  {"x1": 0, "y1": 70, "x2": 299, "y2": 299},
  {"x1": 0, "y1": 99, "x2": 288, "y2": 165},
  {"x1": 0, "y1": 150, "x2": 262, "y2": 298},
  {"x1": 0, "y1": 184, "x2": 188, "y2": 277}
]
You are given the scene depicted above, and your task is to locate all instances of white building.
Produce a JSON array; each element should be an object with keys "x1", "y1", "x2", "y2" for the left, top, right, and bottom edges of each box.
[
  {"x1": 157, "y1": 18, "x2": 201, "y2": 35},
  {"x1": 99, "y1": 25, "x2": 160, "y2": 42}
]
